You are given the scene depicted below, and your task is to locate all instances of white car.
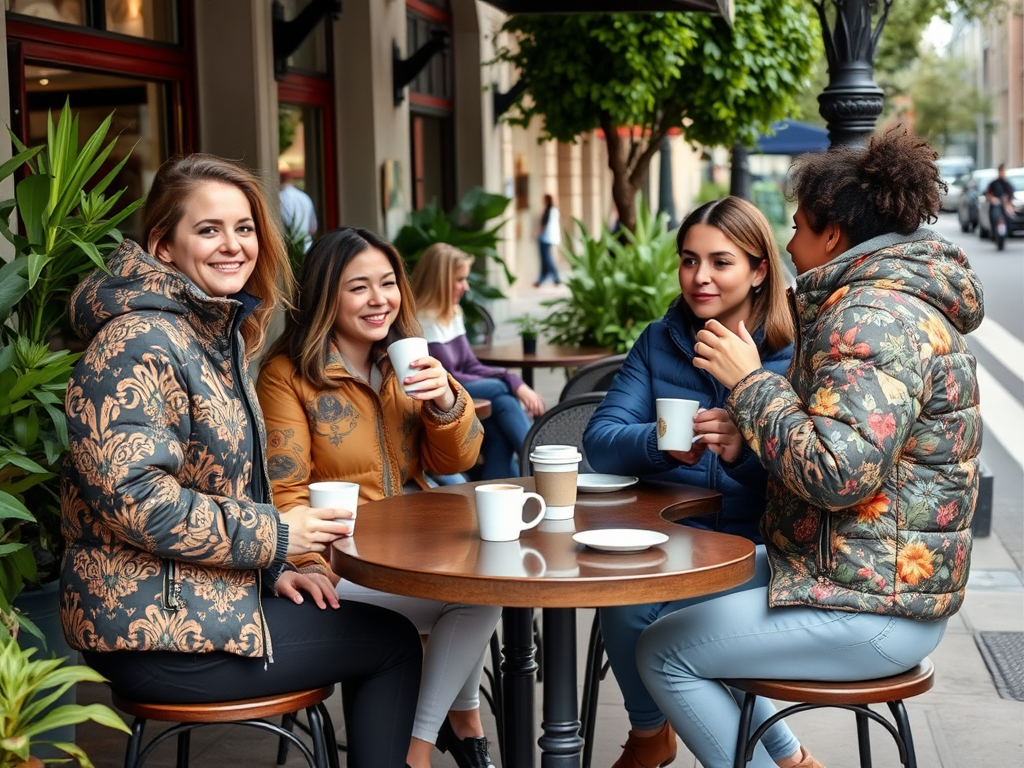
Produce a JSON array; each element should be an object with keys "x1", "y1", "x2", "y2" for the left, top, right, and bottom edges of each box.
[{"x1": 937, "y1": 156, "x2": 976, "y2": 212}]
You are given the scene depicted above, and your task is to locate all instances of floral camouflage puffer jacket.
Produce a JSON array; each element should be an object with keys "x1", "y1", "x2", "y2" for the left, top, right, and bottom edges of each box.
[
  {"x1": 727, "y1": 229, "x2": 984, "y2": 620},
  {"x1": 60, "y1": 240, "x2": 287, "y2": 658}
]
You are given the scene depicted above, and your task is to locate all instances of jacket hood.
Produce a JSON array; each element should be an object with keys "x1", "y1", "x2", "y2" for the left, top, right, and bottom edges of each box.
[
  {"x1": 794, "y1": 227, "x2": 984, "y2": 335},
  {"x1": 70, "y1": 238, "x2": 244, "y2": 344}
]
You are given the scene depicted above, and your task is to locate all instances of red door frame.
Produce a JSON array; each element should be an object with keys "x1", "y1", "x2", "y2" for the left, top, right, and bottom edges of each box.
[{"x1": 6, "y1": 12, "x2": 198, "y2": 152}]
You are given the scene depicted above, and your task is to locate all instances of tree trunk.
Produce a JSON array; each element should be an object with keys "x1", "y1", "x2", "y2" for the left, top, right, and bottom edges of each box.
[{"x1": 602, "y1": 118, "x2": 640, "y2": 233}]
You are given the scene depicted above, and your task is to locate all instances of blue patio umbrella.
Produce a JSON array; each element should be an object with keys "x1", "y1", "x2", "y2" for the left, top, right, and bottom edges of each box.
[{"x1": 755, "y1": 120, "x2": 829, "y2": 155}]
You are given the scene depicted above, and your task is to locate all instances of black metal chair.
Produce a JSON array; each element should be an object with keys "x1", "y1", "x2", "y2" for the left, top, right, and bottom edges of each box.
[
  {"x1": 519, "y1": 392, "x2": 606, "y2": 476},
  {"x1": 558, "y1": 354, "x2": 627, "y2": 403}
]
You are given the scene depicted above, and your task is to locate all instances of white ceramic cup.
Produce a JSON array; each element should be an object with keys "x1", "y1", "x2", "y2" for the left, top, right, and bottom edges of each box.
[
  {"x1": 474, "y1": 483, "x2": 547, "y2": 542},
  {"x1": 308, "y1": 481, "x2": 359, "y2": 535},
  {"x1": 387, "y1": 337, "x2": 430, "y2": 395},
  {"x1": 655, "y1": 398, "x2": 701, "y2": 451},
  {"x1": 529, "y1": 445, "x2": 583, "y2": 520},
  {"x1": 477, "y1": 541, "x2": 547, "y2": 577}
]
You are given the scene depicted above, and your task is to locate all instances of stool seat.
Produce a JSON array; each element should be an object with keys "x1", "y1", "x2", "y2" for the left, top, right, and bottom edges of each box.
[
  {"x1": 113, "y1": 686, "x2": 338, "y2": 768},
  {"x1": 724, "y1": 659, "x2": 935, "y2": 768},
  {"x1": 724, "y1": 658, "x2": 934, "y2": 705},
  {"x1": 112, "y1": 686, "x2": 334, "y2": 723}
]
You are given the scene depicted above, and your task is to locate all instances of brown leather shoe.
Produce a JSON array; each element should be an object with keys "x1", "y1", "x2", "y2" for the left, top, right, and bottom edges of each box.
[{"x1": 610, "y1": 721, "x2": 677, "y2": 768}]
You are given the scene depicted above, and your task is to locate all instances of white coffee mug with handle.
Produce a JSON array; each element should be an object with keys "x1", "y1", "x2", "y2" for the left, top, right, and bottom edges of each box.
[
  {"x1": 655, "y1": 398, "x2": 701, "y2": 451},
  {"x1": 474, "y1": 483, "x2": 547, "y2": 542}
]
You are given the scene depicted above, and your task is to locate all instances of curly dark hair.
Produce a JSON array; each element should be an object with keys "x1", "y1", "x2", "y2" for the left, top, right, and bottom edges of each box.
[{"x1": 787, "y1": 127, "x2": 943, "y2": 247}]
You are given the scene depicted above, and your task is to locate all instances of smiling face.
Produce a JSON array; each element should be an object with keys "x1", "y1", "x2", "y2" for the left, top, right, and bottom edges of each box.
[
  {"x1": 153, "y1": 181, "x2": 258, "y2": 298},
  {"x1": 332, "y1": 247, "x2": 402, "y2": 362},
  {"x1": 678, "y1": 223, "x2": 767, "y2": 333}
]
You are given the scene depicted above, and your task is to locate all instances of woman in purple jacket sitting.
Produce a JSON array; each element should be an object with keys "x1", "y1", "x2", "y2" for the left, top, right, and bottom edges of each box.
[{"x1": 412, "y1": 243, "x2": 545, "y2": 479}]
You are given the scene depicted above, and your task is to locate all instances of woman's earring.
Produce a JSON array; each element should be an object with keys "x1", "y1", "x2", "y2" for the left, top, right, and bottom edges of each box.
[{"x1": 753, "y1": 283, "x2": 764, "y2": 294}]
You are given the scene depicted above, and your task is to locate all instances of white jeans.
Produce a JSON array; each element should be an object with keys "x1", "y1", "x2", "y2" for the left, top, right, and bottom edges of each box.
[{"x1": 337, "y1": 579, "x2": 502, "y2": 743}]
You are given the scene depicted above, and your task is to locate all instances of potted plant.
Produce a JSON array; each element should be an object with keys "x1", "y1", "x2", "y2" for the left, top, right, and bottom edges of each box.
[
  {"x1": 0, "y1": 101, "x2": 143, "y2": 758},
  {"x1": 510, "y1": 314, "x2": 541, "y2": 354},
  {"x1": 392, "y1": 187, "x2": 514, "y2": 344},
  {"x1": 0, "y1": 636, "x2": 129, "y2": 768}
]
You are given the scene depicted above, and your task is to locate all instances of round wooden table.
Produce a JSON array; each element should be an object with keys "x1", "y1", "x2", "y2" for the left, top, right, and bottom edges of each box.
[
  {"x1": 471, "y1": 342, "x2": 612, "y2": 388},
  {"x1": 332, "y1": 479, "x2": 754, "y2": 768}
]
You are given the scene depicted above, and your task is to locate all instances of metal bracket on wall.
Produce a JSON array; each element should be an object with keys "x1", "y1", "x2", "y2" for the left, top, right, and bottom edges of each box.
[
  {"x1": 272, "y1": 0, "x2": 342, "y2": 80},
  {"x1": 492, "y1": 80, "x2": 526, "y2": 125},
  {"x1": 393, "y1": 29, "x2": 450, "y2": 106}
]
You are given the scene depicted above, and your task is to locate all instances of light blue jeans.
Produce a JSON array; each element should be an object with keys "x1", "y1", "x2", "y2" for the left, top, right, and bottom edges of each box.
[
  {"x1": 636, "y1": 575, "x2": 947, "y2": 768},
  {"x1": 462, "y1": 377, "x2": 531, "y2": 479}
]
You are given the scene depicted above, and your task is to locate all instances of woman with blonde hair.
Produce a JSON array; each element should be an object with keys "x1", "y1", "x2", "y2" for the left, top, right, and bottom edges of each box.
[
  {"x1": 257, "y1": 227, "x2": 499, "y2": 768},
  {"x1": 413, "y1": 242, "x2": 544, "y2": 479},
  {"x1": 583, "y1": 196, "x2": 795, "y2": 768},
  {"x1": 62, "y1": 155, "x2": 422, "y2": 768}
]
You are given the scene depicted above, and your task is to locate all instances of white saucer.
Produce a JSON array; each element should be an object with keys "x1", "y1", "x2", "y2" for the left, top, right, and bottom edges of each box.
[
  {"x1": 576, "y1": 474, "x2": 639, "y2": 493},
  {"x1": 572, "y1": 529, "x2": 669, "y2": 553}
]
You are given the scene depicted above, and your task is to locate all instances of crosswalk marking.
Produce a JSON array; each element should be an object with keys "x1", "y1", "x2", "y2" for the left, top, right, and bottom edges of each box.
[
  {"x1": 976, "y1": 363, "x2": 1024, "y2": 471},
  {"x1": 971, "y1": 318, "x2": 1024, "y2": 384}
]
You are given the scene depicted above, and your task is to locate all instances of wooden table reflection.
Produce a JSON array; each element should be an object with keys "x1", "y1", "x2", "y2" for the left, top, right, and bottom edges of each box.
[
  {"x1": 471, "y1": 341, "x2": 612, "y2": 388},
  {"x1": 332, "y1": 478, "x2": 754, "y2": 767}
]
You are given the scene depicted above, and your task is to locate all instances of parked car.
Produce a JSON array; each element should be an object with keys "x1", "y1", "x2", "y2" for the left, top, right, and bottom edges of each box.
[
  {"x1": 937, "y1": 156, "x2": 975, "y2": 212},
  {"x1": 958, "y1": 168, "x2": 998, "y2": 232},
  {"x1": 977, "y1": 167, "x2": 1024, "y2": 240}
]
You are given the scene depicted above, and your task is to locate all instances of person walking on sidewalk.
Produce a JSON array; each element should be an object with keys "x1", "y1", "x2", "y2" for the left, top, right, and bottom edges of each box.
[
  {"x1": 637, "y1": 129, "x2": 984, "y2": 768},
  {"x1": 534, "y1": 193, "x2": 561, "y2": 286}
]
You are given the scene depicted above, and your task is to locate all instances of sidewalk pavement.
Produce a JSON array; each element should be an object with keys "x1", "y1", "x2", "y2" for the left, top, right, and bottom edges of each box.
[{"x1": 71, "y1": 282, "x2": 1024, "y2": 767}]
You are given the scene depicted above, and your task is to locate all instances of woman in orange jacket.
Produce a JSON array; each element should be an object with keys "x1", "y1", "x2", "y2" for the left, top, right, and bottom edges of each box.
[{"x1": 257, "y1": 227, "x2": 498, "y2": 768}]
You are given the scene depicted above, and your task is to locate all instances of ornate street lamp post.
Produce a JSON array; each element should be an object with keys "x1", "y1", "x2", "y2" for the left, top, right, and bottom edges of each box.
[{"x1": 815, "y1": 0, "x2": 895, "y2": 146}]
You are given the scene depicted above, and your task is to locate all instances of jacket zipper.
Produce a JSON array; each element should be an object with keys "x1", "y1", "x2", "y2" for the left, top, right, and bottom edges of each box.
[
  {"x1": 816, "y1": 512, "x2": 833, "y2": 573},
  {"x1": 163, "y1": 559, "x2": 182, "y2": 611}
]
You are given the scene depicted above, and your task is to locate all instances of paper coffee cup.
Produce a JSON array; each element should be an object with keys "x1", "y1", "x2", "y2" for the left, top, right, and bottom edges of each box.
[
  {"x1": 308, "y1": 481, "x2": 359, "y2": 535},
  {"x1": 529, "y1": 446, "x2": 582, "y2": 520},
  {"x1": 387, "y1": 337, "x2": 430, "y2": 395},
  {"x1": 655, "y1": 398, "x2": 700, "y2": 451}
]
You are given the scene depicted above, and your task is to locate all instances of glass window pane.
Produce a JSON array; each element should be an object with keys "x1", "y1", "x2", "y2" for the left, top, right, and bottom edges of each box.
[
  {"x1": 10, "y1": 0, "x2": 85, "y2": 25},
  {"x1": 25, "y1": 64, "x2": 172, "y2": 242},
  {"x1": 106, "y1": 0, "x2": 179, "y2": 43},
  {"x1": 279, "y1": 103, "x2": 324, "y2": 243},
  {"x1": 278, "y1": 0, "x2": 328, "y2": 73}
]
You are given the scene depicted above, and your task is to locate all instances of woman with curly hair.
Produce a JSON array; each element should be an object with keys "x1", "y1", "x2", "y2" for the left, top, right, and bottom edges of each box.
[{"x1": 635, "y1": 129, "x2": 984, "y2": 768}]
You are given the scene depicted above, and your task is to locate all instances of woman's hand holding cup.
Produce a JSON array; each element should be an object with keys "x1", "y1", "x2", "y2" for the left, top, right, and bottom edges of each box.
[{"x1": 281, "y1": 505, "x2": 353, "y2": 556}]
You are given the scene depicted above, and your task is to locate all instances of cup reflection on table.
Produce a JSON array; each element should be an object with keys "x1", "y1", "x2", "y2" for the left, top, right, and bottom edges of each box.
[{"x1": 476, "y1": 540, "x2": 547, "y2": 577}]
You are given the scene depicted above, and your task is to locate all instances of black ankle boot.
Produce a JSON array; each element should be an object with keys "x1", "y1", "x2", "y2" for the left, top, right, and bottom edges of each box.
[{"x1": 436, "y1": 718, "x2": 495, "y2": 768}]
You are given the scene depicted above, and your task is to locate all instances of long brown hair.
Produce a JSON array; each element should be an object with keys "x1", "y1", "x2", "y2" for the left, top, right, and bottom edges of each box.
[
  {"x1": 411, "y1": 243, "x2": 475, "y2": 325},
  {"x1": 142, "y1": 153, "x2": 292, "y2": 359},
  {"x1": 263, "y1": 227, "x2": 421, "y2": 389},
  {"x1": 675, "y1": 196, "x2": 793, "y2": 352}
]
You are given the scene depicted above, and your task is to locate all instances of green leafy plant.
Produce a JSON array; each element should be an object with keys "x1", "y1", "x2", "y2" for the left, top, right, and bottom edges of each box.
[
  {"x1": 0, "y1": 101, "x2": 143, "y2": 639},
  {"x1": 0, "y1": 636, "x2": 129, "y2": 768},
  {"x1": 539, "y1": 202, "x2": 679, "y2": 354},
  {"x1": 393, "y1": 187, "x2": 514, "y2": 340},
  {"x1": 510, "y1": 314, "x2": 540, "y2": 340}
]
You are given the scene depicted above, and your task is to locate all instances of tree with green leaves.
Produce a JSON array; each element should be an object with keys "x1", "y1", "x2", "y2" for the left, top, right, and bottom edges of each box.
[
  {"x1": 494, "y1": 6, "x2": 819, "y2": 233},
  {"x1": 906, "y1": 51, "x2": 990, "y2": 151}
]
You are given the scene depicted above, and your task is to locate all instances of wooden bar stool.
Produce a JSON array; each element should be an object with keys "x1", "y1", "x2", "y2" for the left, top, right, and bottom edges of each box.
[
  {"x1": 111, "y1": 685, "x2": 339, "y2": 768},
  {"x1": 726, "y1": 658, "x2": 934, "y2": 768}
]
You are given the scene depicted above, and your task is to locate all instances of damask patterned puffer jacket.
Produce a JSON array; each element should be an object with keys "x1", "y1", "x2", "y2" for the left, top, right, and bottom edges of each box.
[
  {"x1": 727, "y1": 229, "x2": 984, "y2": 620},
  {"x1": 60, "y1": 240, "x2": 287, "y2": 658}
]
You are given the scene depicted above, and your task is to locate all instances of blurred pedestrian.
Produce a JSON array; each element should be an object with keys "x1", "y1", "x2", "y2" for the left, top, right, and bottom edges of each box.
[
  {"x1": 279, "y1": 160, "x2": 317, "y2": 253},
  {"x1": 534, "y1": 193, "x2": 561, "y2": 286}
]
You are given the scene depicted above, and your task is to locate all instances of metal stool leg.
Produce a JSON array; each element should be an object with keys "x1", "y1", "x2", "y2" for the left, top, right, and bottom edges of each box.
[
  {"x1": 734, "y1": 693, "x2": 757, "y2": 768},
  {"x1": 175, "y1": 729, "x2": 190, "y2": 768},
  {"x1": 856, "y1": 709, "x2": 873, "y2": 768},
  {"x1": 305, "y1": 704, "x2": 328, "y2": 768},
  {"x1": 888, "y1": 700, "x2": 918, "y2": 768},
  {"x1": 580, "y1": 616, "x2": 604, "y2": 768},
  {"x1": 124, "y1": 717, "x2": 146, "y2": 768},
  {"x1": 278, "y1": 711, "x2": 297, "y2": 765}
]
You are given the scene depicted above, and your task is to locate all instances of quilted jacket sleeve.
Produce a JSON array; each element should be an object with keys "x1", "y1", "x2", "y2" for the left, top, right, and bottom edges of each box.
[
  {"x1": 727, "y1": 302, "x2": 923, "y2": 512},
  {"x1": 64, "y1": 317, "x2": 284, "y2": 570},
  {"x1": 419, "y1": 376, "x2": 485, "y2": 475}
]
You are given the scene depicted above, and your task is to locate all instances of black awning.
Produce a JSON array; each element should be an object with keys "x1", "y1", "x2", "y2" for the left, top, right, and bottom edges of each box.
[{"x1": 480, "y1": 0, "x2": 731, "y2": 20}]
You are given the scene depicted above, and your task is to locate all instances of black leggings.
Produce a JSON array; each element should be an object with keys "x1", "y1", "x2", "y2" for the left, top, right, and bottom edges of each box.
[{"x1": 85, "y1": 598, "x2": 422, "y2": 768}]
